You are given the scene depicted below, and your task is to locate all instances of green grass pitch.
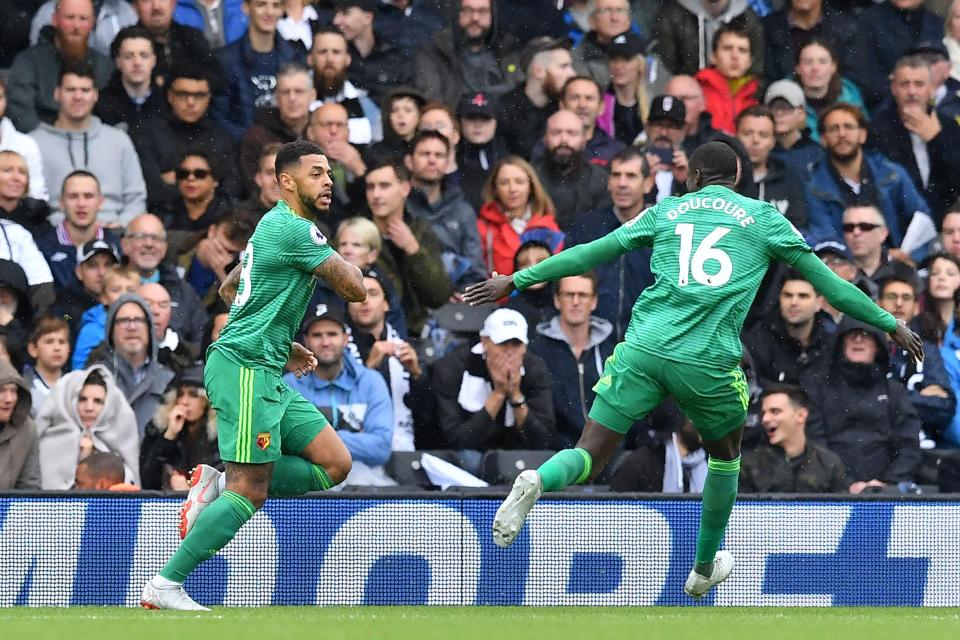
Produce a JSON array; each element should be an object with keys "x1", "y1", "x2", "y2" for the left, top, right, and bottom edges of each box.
[{"x1": 4, "y1": 607, "x2": 960, "y2": 640}]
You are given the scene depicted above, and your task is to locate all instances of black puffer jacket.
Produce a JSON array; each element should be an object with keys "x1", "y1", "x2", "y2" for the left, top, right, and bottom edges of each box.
[
  {"x1": 742, "y1": 309, "x2": 835, "y2": 389},
  {"x1": 805, "y1": 316, "x2": 922, "y2": 485}
]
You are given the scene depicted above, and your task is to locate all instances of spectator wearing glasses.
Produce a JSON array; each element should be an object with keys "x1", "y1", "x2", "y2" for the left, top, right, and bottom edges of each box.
[
  {"x1": 805, "y1": 103, "x2": 932, "y2": 251},
  {"x1": 156, "y1": 151, "x2": 232, "y2": 233},
  {"x1": 841, "y1": 204, "x2": 911, "y2": 295},
  {"x1": 878, "y1": 274, "x2": 956, "y2": 447},
  {"x1": 138, "y1": 282, "x2": 200, "y2": 377},
  {"x1": 120, "y1": 213, "x2": 209, "y2": 346},
  {"x1": 86, "y1": 292, "x2": 175, "y2": 435},
  {"x1": 529, "y1": 273, "x2": 614, "y2": 449},
  {"x1": 72, "y1": 263, "x2": 140, "y2": 371},
  {"x1": 134, "y1": 65, "x2": 242, "y2": 211}
]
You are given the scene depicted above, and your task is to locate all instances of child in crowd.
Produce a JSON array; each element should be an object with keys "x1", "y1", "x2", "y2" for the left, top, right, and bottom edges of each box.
[
  {"x1": 71, "y1": 265, "x2": 140, "y2": 370},
  {"x1": 23, "y1": 315, "x2": 70, "y2": 415}
]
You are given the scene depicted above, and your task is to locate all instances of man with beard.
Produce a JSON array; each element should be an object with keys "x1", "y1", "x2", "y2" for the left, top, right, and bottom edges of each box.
[
  {"x1": 867, "y1": 55, "x2": 960, "y2": 226},
  {"x1": 132, "y1": 0, "x2": 217, "y2": 87},
  {"x1": 307, "y1": 27, "x2": 383, "y2": 149},
  {"x1": 31, "y1": 0, "x2": 138, "y2": 58},
  {"x1": 212, "y1": 0, "x2": 306, "y2": 140},
  {"x1": 532, "y1": 110, "x2": 612, "y2": 230},
  {"x1": 497, "y1": 36, "x2": 576, "y2": 159},
  {"x1": 404, "y1": 130, "x2": 486, "y2": 289},
  {"x1": 806, "y1": 103, "x2": 933, "y2": 250},
  {"x1": 134, "y1": 65, "x2": 241, "y2": 211},
  {"x1": 240, "y1": 63, "x2": 315, "y2": 188},
  {"x1": 414, "y1": 0, "x2": 521, "y2": 110},
  {"x1": 6, "y1": 0, "x2": 113, "y2": 133},
  {"x1": 332, "y1": 0, "x2": 413, "y2": 104}
]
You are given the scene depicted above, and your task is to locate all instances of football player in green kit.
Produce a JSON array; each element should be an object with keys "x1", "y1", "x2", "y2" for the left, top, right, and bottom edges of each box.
[
  {"x1": 141, "y1": 141, "x2": 366, "y2": 610},
  {"x1": 463, "y1": 141, "x2": 923, "y2": 599}
]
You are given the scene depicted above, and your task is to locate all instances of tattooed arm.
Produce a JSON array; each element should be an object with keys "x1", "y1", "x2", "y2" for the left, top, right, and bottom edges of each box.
[
  {"x1": 219, "y1": 262, "x2": 243, "y2": 306},
  {"x1": 314, "y1": 253, "x2": 366, "y2": 302}
]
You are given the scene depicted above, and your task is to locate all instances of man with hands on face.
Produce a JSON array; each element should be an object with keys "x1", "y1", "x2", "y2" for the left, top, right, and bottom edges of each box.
[{"x1": 431, "y1": 308, "x2": 557, "y2": 455}]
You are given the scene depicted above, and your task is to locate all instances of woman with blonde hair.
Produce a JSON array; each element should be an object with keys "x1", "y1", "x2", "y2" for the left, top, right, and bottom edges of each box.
[
  {"x1": 477, "y1": 157, "x2": 564, "y2": 277},
  {"x1": 0, "y1": 150, "x2": 51, "y2": 236},
  {"x1": 598, "y1": 31, "x2": 671, "y2": 146}
]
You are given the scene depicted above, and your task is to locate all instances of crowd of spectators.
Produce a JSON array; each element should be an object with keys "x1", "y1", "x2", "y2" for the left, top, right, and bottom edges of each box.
[{"x1": 1, "y1": 0, "x2": 960, "y2": 494}]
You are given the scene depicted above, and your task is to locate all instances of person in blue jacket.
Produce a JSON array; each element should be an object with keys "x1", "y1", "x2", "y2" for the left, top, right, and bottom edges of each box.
[
  {"x1": 175, "y1": 0, "x2": 248, "y2": 49},
  {"x1": 211, "y1": 0, "x2": 306, "y2": 139},
  {"x1": 804, "y1": 103, "x2": 933, "y2": 254},
  {"x1": 283, "y1": 305, "x2": 395, "y2": 484}
]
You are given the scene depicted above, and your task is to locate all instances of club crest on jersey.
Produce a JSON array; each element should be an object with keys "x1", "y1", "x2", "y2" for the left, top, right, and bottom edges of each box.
[
  {"x1": 256, "y1": 432, "x2": 271, "y2": 450},
  {"x1": 310, "y1": 226, "x2": 327, "y2": 246}
]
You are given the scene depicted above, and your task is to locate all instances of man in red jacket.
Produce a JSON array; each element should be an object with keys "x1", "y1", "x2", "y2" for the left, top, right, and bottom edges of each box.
[{"x1": 694, "y1": 22, "x2": 759, "y2": 135}]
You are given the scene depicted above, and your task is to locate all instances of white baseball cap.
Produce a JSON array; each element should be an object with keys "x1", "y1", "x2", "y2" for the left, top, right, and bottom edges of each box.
[{"x1": 479, "y1": 308, "x2": 529, "y2": 345}]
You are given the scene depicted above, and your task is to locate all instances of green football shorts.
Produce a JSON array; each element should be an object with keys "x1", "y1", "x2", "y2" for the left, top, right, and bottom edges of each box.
[
  {"x1": 204, "y1": 348, "x2": 330, "y2": 464},
  {"x1": 590, "y1": 343, "x2": 749, "y2": 442}
]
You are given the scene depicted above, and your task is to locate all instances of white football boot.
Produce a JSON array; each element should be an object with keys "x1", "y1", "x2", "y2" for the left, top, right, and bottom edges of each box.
[
  {"x1": 684, "y1": 550, "x2": 735, "y2": 599},
  {"x1": 140, "y1": 579, "x2": 210, "y2": 611},
  {"x1": 492, "y1": 470, "x2": 543, "y2": 548},
  {"x1": 179, "y1": 464, "x2": 222, "y2": 540}
]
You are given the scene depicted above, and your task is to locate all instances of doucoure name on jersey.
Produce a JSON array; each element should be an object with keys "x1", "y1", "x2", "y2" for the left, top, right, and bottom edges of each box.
[{"x1": 664, "y1": 196, "x2": 757, "y2": 228}]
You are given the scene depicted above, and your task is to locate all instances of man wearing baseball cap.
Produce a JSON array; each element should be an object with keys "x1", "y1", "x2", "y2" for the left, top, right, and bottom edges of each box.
[
  {"x1": 498, "y1": 36, "x2": 576, "y2": 158},
  {"x1": 458, "y1": 90, "x2": 510, "y2": 209},
  {"x1": 283, "y1": 303, "x2": 396, "y2": 486},
  {"x1": 432, "y1": 307, "x2": 557, "y2": 455},
  {"x1": 641, "y1": 95, "x2": 690, "y2": 202},
  {"x1": 48, "y1": 238, "x2": 120, "y2": 341},
  {"x1": 764, "y1": 79, "x2": 823, "y2": 175}
]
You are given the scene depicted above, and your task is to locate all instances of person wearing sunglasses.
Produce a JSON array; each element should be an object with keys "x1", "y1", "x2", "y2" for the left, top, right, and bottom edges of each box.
[
  {"x1": 842, "y1": 204, "x2": 913, "y2": 293},
  {"x1": 157, "y1": 151, "x2": 232, "y2": 233}
]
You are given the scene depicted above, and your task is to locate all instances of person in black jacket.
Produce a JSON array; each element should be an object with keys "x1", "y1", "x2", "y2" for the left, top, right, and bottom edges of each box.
[
  {"x1": 497, "y1": 36, "x2": 576, "y2": 159},
  {"x1": 735, "y1": 105, "x2": 808, "y2": 229},
  {"x1": 94, "y1": 26, "x2": 168, "y2": 139},
  {"x1": 761, "y1": 0, "x2": 871, "y2": 100},
  {"x1": 134, "y1": 65, "x2": 241, "y2": 211},
  {"x1": 433, "y1": 307, "x2": 557, "y2": 453},
  {"x1": 456, "y1": 90, "x2": 511, "y2": 211},
  {"x1": 564, "y1": 147, "x2": 654, "y2": 341},
  {"x1": 743, "y1": 268, "x2": 835, "y2": 389},
  {"x1": 333, "y1": 0, "x2": 414, "y2": 103},
  {"x1": 532, "y1": 110, "x2": 611, "y2": 230},
  {"x1": 740, "y1": 383, "x2": 848, "y2": 493},
  {"x1": 530, "y1": 272, "x2": 615, "y2": 449},
  {"x1": 504, "y1": 241, "x2": 556, "y2": 332},
  {"x1": 139, "y1": 367, "x2": 221, "y2": 490},
  {"x1": 133, "y1": 0, "x2": 219, "y2": 86},
  {"x1": 867, "y1": 55, "x2": 960, "y2": 225},
  {"x1": 861, "y1": 0, "x2": 943, "y2": 107},
  {"x1": 805, "y1": 315, "x2": 922, "y2": 493},
  {"x1": 0, "y1": 150, "x2": 52, "y2": 240}
]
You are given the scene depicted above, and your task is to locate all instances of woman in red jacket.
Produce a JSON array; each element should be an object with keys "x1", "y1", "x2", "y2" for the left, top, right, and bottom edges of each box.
[{"x1": 477, "y1": 157, "x2": 564, "y2": 277}]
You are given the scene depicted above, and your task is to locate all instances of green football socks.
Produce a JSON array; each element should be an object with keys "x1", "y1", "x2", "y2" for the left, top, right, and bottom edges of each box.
[
  {"x1": 159, "y1": 491, "x2": 255, "y2": 583},
  {"x1": 537, "y1": 448, "x2": 593, "y2": 492},
  {"x1": 694, "y1": 456, "x2": 741, "y2": 575},
  {"x1": 269, "y1": 455, "x2": 334, "y2": 496}
]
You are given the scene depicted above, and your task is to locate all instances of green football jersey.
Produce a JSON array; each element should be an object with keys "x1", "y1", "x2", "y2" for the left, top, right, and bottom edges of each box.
[
  {"x1": 210, "y1": 199, "x2": 334, "y2": 374},
  {"x1": 613, "y1": 184, "x2": 810, "y2": 369}
]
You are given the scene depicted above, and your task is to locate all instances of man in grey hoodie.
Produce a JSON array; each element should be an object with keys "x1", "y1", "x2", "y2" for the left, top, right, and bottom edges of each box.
[
  {"x1": 30, "y1": 61, "x2": 147, "y2": 227},
  {"x1": 653, "y1": 0, "x2": 765, "y2": 78},
  {"x1": 86, "y1": 292, "x2": 175, "y2": 434},
  {"x1": 0, "y1": 359, "x2": 41, "y2": 490}
]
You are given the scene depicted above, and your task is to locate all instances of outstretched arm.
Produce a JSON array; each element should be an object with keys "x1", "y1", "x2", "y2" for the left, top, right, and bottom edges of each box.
[
  {"x1": 314, "y1": 253, "x2": 366, "y2": 302},
  {"x1": 219, "y1": 262, "x2": 243, "y2": 306},
  {"x1": 464, "y1": 233, "x2": 627, "y2": 305},
  {"x1": 792, "y1": 252, "x2": 924, "y2": 362}
]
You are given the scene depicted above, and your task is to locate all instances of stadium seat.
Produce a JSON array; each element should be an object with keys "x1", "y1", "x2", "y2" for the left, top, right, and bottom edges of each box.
[
  {"x1": 384, "y1": 450, "x2": 465, "y2": 488},
  {"x1": 479, "y1": 450, "x2": 556, "y2": 485}
]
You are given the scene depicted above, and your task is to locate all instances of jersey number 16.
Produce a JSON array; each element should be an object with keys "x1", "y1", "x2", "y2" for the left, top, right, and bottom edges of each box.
[{"x1": 675, "y1": 224, "x2": 732, "y2": 287}]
